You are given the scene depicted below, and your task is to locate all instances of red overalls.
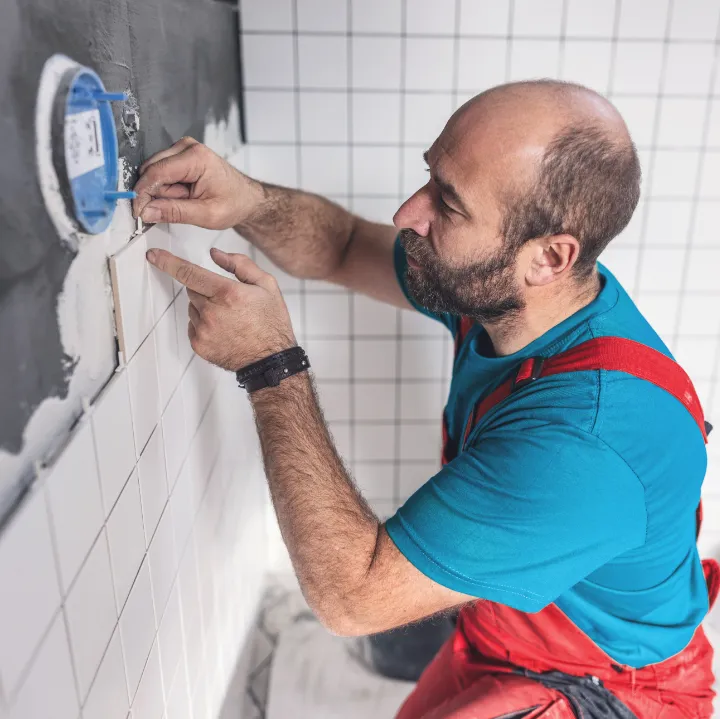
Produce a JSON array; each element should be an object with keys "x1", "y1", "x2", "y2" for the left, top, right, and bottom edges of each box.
[{"x1": 396, "y1": 317, "x2": 719, "y2": 719}]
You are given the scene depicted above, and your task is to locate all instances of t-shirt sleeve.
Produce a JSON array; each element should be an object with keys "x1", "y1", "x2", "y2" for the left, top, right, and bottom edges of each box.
[
  {"x1": 385, "y1": 423, "x2": 647, "y2": 612},
  {"x1": 393, "y1": 234, "x2": 455, "y2": 332}
]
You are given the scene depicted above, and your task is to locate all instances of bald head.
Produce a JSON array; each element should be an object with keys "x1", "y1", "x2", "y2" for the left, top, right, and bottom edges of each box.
[{"x1": 439, "y1": 80, "x2": 641, "y2": 277}]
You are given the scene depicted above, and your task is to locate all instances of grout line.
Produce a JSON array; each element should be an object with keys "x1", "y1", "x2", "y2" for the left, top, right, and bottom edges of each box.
[{"x1": 347, "y1": 0, "x2": 356, "y2": 467}]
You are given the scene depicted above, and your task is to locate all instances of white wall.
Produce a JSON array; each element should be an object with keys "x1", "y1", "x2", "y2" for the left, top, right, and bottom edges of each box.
[
  {"x1": 0, "y1": 146, "x2": 269, "y2": 719},
  {"x1": 239, "y1": 0, "x2": 720, "y2": 569}
]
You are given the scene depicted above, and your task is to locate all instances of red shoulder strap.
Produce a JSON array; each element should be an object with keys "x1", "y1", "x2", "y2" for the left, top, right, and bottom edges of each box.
[{"x1": 462, "y1": 336, "x2": 709, "y2": 448}]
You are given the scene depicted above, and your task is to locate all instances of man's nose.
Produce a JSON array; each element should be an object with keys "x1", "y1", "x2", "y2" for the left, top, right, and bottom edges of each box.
[{"x1": 393, "y1": 189, "x2": 432, "y2": 237}]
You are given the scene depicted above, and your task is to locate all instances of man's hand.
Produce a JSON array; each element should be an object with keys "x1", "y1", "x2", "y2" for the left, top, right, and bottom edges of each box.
[
  {"x1": 133, "y1": 137, "x2": 264, "y2": 229},
  {"x1": 147, "y1": 247, "x2": 297, "y2": 371}
]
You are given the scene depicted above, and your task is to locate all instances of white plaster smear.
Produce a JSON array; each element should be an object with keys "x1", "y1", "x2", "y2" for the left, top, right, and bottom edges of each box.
[{"x1": 0, "y1": 57, "x2": 242, "y2": 519}]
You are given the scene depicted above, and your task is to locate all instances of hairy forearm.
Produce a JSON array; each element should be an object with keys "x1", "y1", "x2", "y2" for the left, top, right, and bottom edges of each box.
[
  {"x1": 249, "y1": 371, "x2": 381, "y2": 628},
  {"x1": 235, "y1": 181, "x2": 355, "y2": 280}
]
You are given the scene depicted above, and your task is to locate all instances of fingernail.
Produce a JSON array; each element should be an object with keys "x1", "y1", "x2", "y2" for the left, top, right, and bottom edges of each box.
[
  {"x1": 142, "y1": 207, "x2": 161, "y2": 223},
  {"x1": 146, "y1": 250, "x2": 157, "y2": 263}
]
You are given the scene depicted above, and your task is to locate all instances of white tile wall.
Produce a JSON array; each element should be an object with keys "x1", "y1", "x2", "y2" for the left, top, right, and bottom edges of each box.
[
  {"x1": 241, "y1": 0, "x2": 720, "y2": 578},
  {"x1": 0, "y1": 147, "x2": 267, "y2": 717}
]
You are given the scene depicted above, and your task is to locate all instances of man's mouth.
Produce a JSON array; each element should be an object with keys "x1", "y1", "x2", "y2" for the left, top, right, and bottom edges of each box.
[{"x1": 407, "y1": 254, "x2": 420, "y2": 269}]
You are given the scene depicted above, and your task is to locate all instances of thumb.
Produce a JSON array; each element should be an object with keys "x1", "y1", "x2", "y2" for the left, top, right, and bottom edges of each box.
[
  {"x1": 210, "y1": 249, "x2": 276, "y2": 291},
  {"x1": 140, "y1": 198, "x2": 215, "y2": 227}
]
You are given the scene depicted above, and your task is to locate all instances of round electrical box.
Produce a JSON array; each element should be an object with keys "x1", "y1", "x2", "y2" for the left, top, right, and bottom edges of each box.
[{"x1": 51, "y1": 64, "x2": 135, "y2": 234}]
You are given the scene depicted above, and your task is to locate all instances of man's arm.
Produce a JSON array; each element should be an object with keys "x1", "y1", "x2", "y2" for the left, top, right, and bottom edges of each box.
[
  {"x1": 249, "y1": 369, "x2": 475, "y2": 635},
  {"x1": 133, "y1": 137, "x2": 412, "y2": 310}
]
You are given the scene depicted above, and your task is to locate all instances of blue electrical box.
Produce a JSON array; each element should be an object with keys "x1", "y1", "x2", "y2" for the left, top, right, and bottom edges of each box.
[{"x1": 52, "y1": 65, "x2": 135, "y2": 234}]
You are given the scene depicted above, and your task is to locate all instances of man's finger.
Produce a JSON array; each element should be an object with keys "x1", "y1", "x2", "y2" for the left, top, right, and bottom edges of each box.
[
  {"x1": 138, "y1": 198, "x2": 211, "y2": 225},
  {"x1": 188, "y1": 302, "x2": 201, "y2": 327},
  {"x1": 146, "y1": 248, "x2": 228, "y2": 297},
  {"x1": 153, "y1": 183, "x2": 192, "y2": 200},
  {"x1": 139, "y1": 137, "x2": 199, "y2": 175},
  {"x1": 132, "y1": 147, "x2": 202, "y2": 218},
  {"x1": 187, "y1": 288, "x2": 207, "y2": 312},
  {"x1": 210, "y1": 248, "x2": 276, "y2": 291}
]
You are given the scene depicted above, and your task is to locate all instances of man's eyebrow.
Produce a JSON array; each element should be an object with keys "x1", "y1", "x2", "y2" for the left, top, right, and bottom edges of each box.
[{"x1": 422, "y1": 150, "x2": 470, "y2": 216}]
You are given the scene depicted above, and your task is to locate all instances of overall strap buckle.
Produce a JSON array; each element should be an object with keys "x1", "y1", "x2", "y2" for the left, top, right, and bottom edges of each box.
[{"x1": 512, "y1": 356, "x2": 545, "y2": 392}]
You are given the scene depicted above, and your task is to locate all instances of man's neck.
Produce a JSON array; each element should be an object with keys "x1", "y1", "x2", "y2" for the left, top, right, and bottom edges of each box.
[{"x1": 485, "y1": 271, "x2": 602, "y2": 357}]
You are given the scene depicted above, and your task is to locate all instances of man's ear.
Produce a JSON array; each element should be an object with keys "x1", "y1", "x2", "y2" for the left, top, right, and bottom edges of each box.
[{"x1": 525, "y1": 234, "x2": 580, "y2": 287}]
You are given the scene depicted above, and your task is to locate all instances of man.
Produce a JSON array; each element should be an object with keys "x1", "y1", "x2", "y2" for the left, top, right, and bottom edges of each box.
[{"x1": 133, "y1": 81, "x2": 715, "y2": 718}]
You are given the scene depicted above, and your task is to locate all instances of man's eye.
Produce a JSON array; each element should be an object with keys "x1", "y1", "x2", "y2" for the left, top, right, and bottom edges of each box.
[{"x1": 439, "y1": 195, "x2": 454, "y2": 213}]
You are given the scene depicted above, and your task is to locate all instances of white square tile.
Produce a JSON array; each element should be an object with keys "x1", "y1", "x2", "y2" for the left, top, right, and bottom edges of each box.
[
  {"x1": 561, "y1": 40, "x2": 612, "y2": 94},
  {"x1": 709, "y1": 101, "x2": 720, "y2": 148},
  {"x1": 400, "y1": 423, "x2": 442, "y2": 461},
  {"x1": 92, "y1": 371, "x2": 136, "y2": 515},
  {"x1": 303, "y1": 338, "x2": 350, "y2": 379},
  {"x1": 634, "y1": 293, "x2": 680, "y2": 342},
  {"x1": 512, "y1": 0, "x2": 564, "y2": 36},
  {"x1": 8, "y1": 614, "x2": 78, "y2": 719},
  {"x1": 107, "y1": 471, "x2": 145, "y2": 610},
  {"x1": 614, "y1": 200, "x2": 645, "y2": 246},
  {"x1": 65, "y1": 530, "x2": 117, "y2": 701},
  {"x1": 565, "y1": 0, "x2": 616, "y2": 37},
  {"x1": 612, "y1": 97, "x2": 658, "y2": 147},
  {"x1": 354, "y1": 382, "x2": 396, "y2": 421},
  {"x1": 351, "y1": 197, "x2": 401, "y2": 224},
  {"x1": 243, "y1": 34, "x2": 294, "y2": 88},
  {"x1": 353, "y1": 463, "x2": 395, "y2": 500},
  {"x1": 399, "y1": 462, "x2": 438, "y2": 499},
  {"x1": 687, "y1": 249, "x2": 720, "y2": 292},
  {"x1": 166, "y1": 655, "x2": 191, "y2": 719},
  {"x1": 45, "y1": 420, "x2": 103, "y2": 594},
  {"x1": 618, "y1": 0, "x2": 670, "y2": 38},
  {"x1": 351, "y1": 92, "x2": 401, "y2": 144},
  {"x1": 305, "y1": 293, "x2": 350, "y2": 336},
  {"x1": 240, "y1": 0, "x2": 292, "y2": 30},
  {"x1": 651, "y1": 150, "x2": 700, "y2": 198},
  {"x1": 674, "y1": 338, "x2": 718, "y2": 382},
  {"x1": 110, "y1": 234, "x2": 153, "y2": 361},
  {"x1": 354, "y1": 424, "x2": 396, "y2": 461},
  {"x1": 352, "y1": 146, "x2": 400, "y2": 195},
  {"x1": 137, "y1": 427, "x2": 169, "y2": 546},
  {"x1": 405, "y1": 38, "x2": 455, "y2": 91},
  {"x1": 406, "y1": 0, "x2": 456, "y2": 35},
  {"x1": 128, "y1": 332, "x2": 161, "y2": 455},
  {"x1": 83, "y1": 629, "x2": 128, "y2": 719},
  {"x1": 459, "y1": 0, "x2": 510, "y2": 34},
  {"x1": 299, "y1": 91, "x2": 348, "y2": 143},
  {"x1": 644, "y1": 200, "x2": 693, "y2": 247},
  {"x1": 174, "y1": 295, "x2": 191, "y2": 371},
  {"x1": 352, "y1": 37, "x2": 402, "y2": 90},
  {"x1": 297, "y1": 0, "x2": 347, "y2": 31},
  {"x1": 353, "y1": 294, "x2": 399, "y2": 335},
  {"x1": 401, "y1": 338, "x2": 448, "y2": 378},
  {"x1": 119, "y1": 559, "x2": 156, "y2": 700},
  {"x1": 457, "y1": 38, "x2": 508, "y2": 93},
  {"x1": 148, "y1": 506, "x2": 178, "y2": 620},
  {"x1": 170, "y1": 466, "x2": 195, "y2": 557},
  {"x1": 131, "y1": 638, "x2": 163, "y2": 719},
  {"x1": 162, "y1": 386, "x2": 188, "y2": 488},
  {"x1": 701, "y1": 152, "x2": 720, "y2": 199},
  {"x1": 509, "y1": 39, "x2": 561, "y2": 82},
  {"x1": 298, "y1": 35, "x2": 347, "y2": 89},
  {"x1": 153, "y1": 303, "x2": 182, "y2": 412},
  {"x1": 403, "y1": 148, "x2": 431, "y2": 197},
  {"x1": 401, "y1": 382, "x2": 445, "y2": 420},
  {"x1": 612, "y1": 42, "x2": 664, "y2": 94},
  {"x1": 657, "y1": 98, "x2": 707, "y2": 149},
  {"x1": 247, "y1": 145, "x2": 299, "y2": 187},
  {"x1": 694, "y1": 203, "x2": 720, "y2": 245},
  {"x1": 678, "y1": 294, "x2": 720, "y2": 337},
  {"x1": 353, "y1": 339, "x2": 397, "y2": 379},
  {"x1": 146, "y1": 225, "x2": 174, "y2": 326},
  {"x1": 300, "y1": 145, "x2": 349, "y2": 194},
  {"x1": 638, "y1": 247, "x2": 686, "y2": 292},
  {"x1": 599, "y1": 246, "x2": 640, "y2": 295},
  {"x1": 244, "y1": 91, "x2": 296, "y2": 143},
  {"x1": 664, "y1": 43, "x2": 715, "y2": 95},
  {"x1": 314, "y1": 381, "x2": 351, "y2": 421},
  {"x1": 0, "y1": 488, "x2": 61, "y2": 697},
  {"x1": 351, "y1": 0, "x2": 401, "y2": 32},
  {"x1": 400, "y1": 305, "x2": 449, "y2": 336},
  {"x1": 158, "y1": 583, "x2": 184, "y2": 692},
  {"x1": 403, "y1": 93, "x2": 453, "y2": 146},
  {"x1": 669, "y1": 0, "x2": 720, "y2": 40}
]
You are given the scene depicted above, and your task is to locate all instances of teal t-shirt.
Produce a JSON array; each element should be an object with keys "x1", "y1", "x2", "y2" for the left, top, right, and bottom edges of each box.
[{"x1": 385, "y1": 237, "x2": 709, "y2": 668}]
